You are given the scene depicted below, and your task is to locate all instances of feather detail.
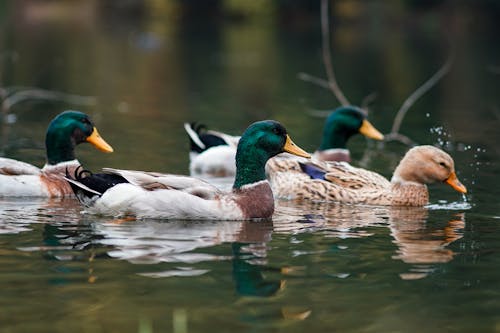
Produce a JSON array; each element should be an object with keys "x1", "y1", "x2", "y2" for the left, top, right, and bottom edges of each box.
[
  {"x1": 66, "y1": 170, "x2": 273, "y2": 220},
  {"x1": 0, "y1": 157, "x2": 41, "y2": 175},
  {"x1": 0, "y1": 159, "x2": 81, "y2": 197},
  {"x1": 267, "y1": 146, "x2": 465, "y2": 206}
]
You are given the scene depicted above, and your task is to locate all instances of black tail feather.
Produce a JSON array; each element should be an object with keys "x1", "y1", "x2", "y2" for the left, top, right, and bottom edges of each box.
[
  {"x1": 65, "y1": 166, "x2": 129, "y2": 206},
  {"x1": 186, "y1": 122, "x2": 228, "y2": 153}
]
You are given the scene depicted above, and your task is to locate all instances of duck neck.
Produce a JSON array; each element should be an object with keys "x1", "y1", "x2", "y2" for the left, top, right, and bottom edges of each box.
[
  {"x1": 318, "y1": 123, "x2": 352, "y2": 151},
  {"x1": 233, "y1": 147, "x2": 268, "y2": 190},
  {"x1": 46, "y1": 128, "x2": 76, "y2": 165},
  {"x1": 390, "y1": 182, "x2": 429, "y2": 206}
]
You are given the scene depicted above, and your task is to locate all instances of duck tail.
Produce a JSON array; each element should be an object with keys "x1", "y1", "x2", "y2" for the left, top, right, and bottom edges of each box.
[
  {"x1": 65, "y1": 166, "x2": 128, "y2": 206},
  {"x1": 65, "y1": 166, "x2": 103, "y2": 206},
  {"x1": 184, "y1": 122, "x2": 229, "y2": 153}
]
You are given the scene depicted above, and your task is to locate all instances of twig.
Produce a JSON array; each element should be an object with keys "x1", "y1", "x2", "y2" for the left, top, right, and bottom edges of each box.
[
  {"x1": 320, "y1": 0, "x2": 350, "y2": 106},
  {"x1": 389, "y1": 52, "x2": 454, "y2": 134},
  {"x1": 297, "y1": 72, "x2": 331, "y2": 90},
  {"x1": 383, "y1": 132, "x2": 417, "y2": 146},
  {"x1": 361, "y1": 92, "x2": 378, "y2": 110},
  {"x1": 306, "y1": 109, "x2": 333, "y2": 118},
  {"x1": 2, "y1": 88, "x2": 97, "y2": 113}
]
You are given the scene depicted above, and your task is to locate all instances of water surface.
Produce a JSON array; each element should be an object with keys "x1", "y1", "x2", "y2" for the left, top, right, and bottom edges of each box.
[{"x1": 0, "y1": 2, "x2": 499, "y2": 332}]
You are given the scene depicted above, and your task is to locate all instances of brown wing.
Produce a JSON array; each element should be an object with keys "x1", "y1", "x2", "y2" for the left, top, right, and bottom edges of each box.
[{"x1": 323, "y1": 162, "x2": 390, "y2": 190}]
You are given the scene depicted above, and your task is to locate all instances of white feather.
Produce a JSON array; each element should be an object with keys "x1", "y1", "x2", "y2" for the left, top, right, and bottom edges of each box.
[
  {"x1": 0, "y1": 157, "x2": 41, "y2": 175},
  {"x1": 183, "y1": 123, "x2": 206, "y2": 150},
  {"x1": 0, "y1": 174, "x2": 49, "y2": 196},
  {"x1": 0, "y1": 159, "x2": 80, "y2": 197},
  {"x1": 189, "y1": 145, "x2": 237, "y2": 177},
  {"x1": 102, "y1": 168, "x2": 219, "y2": 195},
  {"x1": 205, "y1": 130, "x2": 240, "y2": 148},
  {"x1": 87, "y1": 183, "x2": 243, "y2": 220}
]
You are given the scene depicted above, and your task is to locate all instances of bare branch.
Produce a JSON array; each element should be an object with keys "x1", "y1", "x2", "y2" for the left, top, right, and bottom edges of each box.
[
  {"x1": 383, "y1": 132, "x2": 417, "y2": 146},
  {"x1": 361, "y1": 92, "x2": 378, "y2": 110},
  {"x1": 321, "y1": 0, "x2": 350, "y2": 106},
  {"x1": 390, "y1": 52, "x2": 454, "y2": 134},
  {"x1": 297, "y1": 72, "x2": 331, "y2": 90},
  {"x1": 306, "y1": 109, "x2": 332, "y2": 118},
  {"x1": 2, "y1": 88, "x2": 97, "y2": 113}
]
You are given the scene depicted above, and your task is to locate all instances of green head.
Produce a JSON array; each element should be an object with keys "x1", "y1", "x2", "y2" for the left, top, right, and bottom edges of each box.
[
  {"x1": 318, "y1": 106, "x2": 383, "y2": 151},
  {"x1": 233, "y1": 120, "x2": 310, "y2": 189},
  {"x1": 45, "y1": 110, "x2": 113, "y2": 165}
]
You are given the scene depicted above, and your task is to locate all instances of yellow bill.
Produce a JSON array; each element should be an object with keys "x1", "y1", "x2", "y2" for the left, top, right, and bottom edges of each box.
[
  {"x1": 284, "y1": 135, "x2": 310, "y2": 158},
  {"x1": 445, "y1": 171, "x2": 467, "y2": 193},
  {"x1": 86, "y1": 127, "x2": 114, "y2": 153},
  {"x1": 359, "y1": 119, "x2": 384, "y2": 140}
]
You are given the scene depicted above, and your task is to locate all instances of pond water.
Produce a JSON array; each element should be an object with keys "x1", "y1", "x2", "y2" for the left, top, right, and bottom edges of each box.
[{"x1": 0, "y1": 2, "x2": 499, "y2": 332}]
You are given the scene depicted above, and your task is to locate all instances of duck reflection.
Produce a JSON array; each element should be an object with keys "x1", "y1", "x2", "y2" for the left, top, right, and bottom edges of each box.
[
  {"x1": 274, "y1": 200, "x2": 465, "y2": 279},
  {"x1": 389, "y1": 209, "x2": 465, "y2": 280},
  {"x1": 96, "y1": 218, "x2": 289, "y2": 297},
  {"x1": 39, "y1": 212, "x2": 289, "y2": 295},
  {"x1": 232, "y1": 242, "x2": 285, "y2": 297}
]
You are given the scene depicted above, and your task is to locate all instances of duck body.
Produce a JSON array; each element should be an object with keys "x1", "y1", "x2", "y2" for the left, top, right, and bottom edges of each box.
[
  {"x1": 184, "y1": 106, "x2": 383, "y2": 177},
  {"x1": 76, "y1": 171, "x2": 274, "y2": 220},
  {"x1": 67, "y1": 120, "x2": 310, "y2": 220},
  {"x1": 0, "y1": 110, "x2": 113, "y2": 197},
  {"x1": 0, "y1": 159, "x2": 80, "y2": 197},
  {"x1": 184, "y1": 122, "x2": 240, "y2": 177},
  {"x1": 267, "y1": 145, "x2": 467, "y2": 206},
  {"x1": 189, "y1": 145, "x2": 237, "y2": 177}
]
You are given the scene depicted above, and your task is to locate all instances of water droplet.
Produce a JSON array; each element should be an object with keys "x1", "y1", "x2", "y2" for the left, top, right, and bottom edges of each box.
[{"x1": 5, "y1": 114, "x2": 17, "y2": 124}]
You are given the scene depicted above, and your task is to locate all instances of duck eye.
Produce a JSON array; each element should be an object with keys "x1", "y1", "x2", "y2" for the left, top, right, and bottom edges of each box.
[
  {"x1": 272, "y1": 127, "x2": 280, "y2": 135},
  {"x1": 439, "y1": 162, "x2": 447, "y2": 168}
]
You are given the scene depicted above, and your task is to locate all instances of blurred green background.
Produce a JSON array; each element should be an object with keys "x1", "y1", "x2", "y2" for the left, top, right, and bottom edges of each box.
[{"x1": 0, "y1": 0, "x2": 498, "y2": 188}]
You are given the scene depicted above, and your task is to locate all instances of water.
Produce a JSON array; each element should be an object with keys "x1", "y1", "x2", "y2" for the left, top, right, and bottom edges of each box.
[{"x1": 1, "y1": 1, "x2": 499, "y2": 332}]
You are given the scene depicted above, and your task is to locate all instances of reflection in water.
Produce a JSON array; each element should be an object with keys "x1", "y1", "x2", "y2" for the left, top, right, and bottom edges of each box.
[
  {"x1": 91, "y1": 218, "x2": 272, "y2": 265},
  {"x1": 0, "y1": 197, "x2": 82, "y2": 235},
  {"x1": 0, "y1": 195, "x2": 469, "y2": 329},
  {"x1": 274, "y1": 200, "x2": 466, "y2": 279},
  {"x1": 1, "y1": 197, "x2": 467, "y2": 283},
  {"x1": 390, "y1": 210, "x2": 465, "y2": 280},
  {"x1": 232, "y1": 242, "x2": 284, "y2": 298}
]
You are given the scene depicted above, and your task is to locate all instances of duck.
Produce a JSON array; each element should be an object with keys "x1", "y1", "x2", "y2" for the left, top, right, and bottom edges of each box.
[
  {"x1": 312, "y1": 106, "x2": 384, "y2": 162},
  {"x1": 65, "y1": 120, "x2": 310, "y2": 220},
  {"x1": 183, "y1": 122, "x2": 240, "y2": 177},
  {"x1": 0, "y1": 110, "x2": 113, "y2": 197},
  {"x1": 184, "y1": 106, "x2": 383, "y2": 177},
  {"x1": 266, "y1": 145, "x2": 467, "y2": 206}
]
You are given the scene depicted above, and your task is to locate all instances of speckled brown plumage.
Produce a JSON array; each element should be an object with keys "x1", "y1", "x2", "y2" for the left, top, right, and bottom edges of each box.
[{"x1": 266, "y1": 146, "x2": 466, "y2": 207}]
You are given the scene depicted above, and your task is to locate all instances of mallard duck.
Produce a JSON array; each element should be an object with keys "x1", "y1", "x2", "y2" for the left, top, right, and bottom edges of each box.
[
  {"x1": 66, "y1": 120, "x2": 310, "y2": 220},
  {"x1": 267, "y1": 145, "x2": 467, "y2": 206},
  {"x1": 313, "y1": 106, "x2": 384, "y2": 161},
  {"x1": 183, "y1": 122, "x2": 240, "y2": 177},
  {"x1": 184, "y1": 106, "x2": 383, "y2": 177},
  {"x1": 0, "y1": 110, "x2": 113, "y2": 197}
]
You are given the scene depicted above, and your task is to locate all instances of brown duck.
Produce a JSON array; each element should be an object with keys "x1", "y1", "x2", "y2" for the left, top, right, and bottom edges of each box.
[{"x1": 267, "y1": 145, "x2": 467, "y2": 206}]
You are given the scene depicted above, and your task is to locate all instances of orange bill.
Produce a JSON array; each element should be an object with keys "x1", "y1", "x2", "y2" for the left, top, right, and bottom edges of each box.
[
  {"x1": 445, "y1": 171, "x2": 467, "y2": 193},
  {"x1": 359, "y1": 119, "x2": 384, "y2": 140},
  {"x1": 284, "y1": 135, "x2": 310, "y2": 158},
  {"x1": 86, "y1": 127, "x2": 114, "y2": 153}
]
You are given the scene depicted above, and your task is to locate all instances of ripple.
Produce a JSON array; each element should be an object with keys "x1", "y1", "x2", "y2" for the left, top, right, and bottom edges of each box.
[
  {"x1": 139, "y1": 267, "x2": 210, "y2": 278},
  {"x1": 426, "y1": 200, "x2": 472, "y2": 210}
]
